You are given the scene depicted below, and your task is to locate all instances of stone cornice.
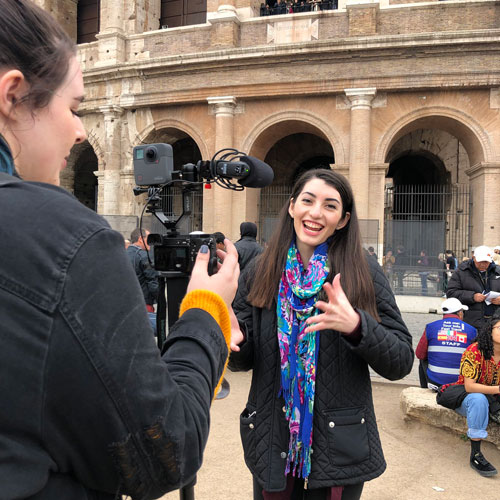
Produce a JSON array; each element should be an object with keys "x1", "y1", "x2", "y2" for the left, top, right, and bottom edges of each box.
[
  {"x1": 81, "y1": 29, "x2": 500, "y2": 81},
  {"x1": 78, "y1": 30, "x2": 500, "y2": 110},
  {"x1": 465, "y1": 162, "x2": 500, "y2": 179}
]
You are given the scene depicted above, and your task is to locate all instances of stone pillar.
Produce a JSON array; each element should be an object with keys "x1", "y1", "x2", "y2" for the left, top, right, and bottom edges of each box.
[
  {"x1": 208, "y1": 12, "x2": 240, "y2": 49},
  {"x1": 119, "y1": 170, "x2": 137, "y2": 216},
  {"x1": 33, "y1": 0, "x2": 77, "y2": 39},
  {"x1": 369, "y1": 163, "x2": 388, "y2": 259},
  {"x1": 345, "y1": 88, "x2": 376, "y2": 220},
  {"x1": 466, "y1": 162, "x2": 500, "y2": 248},
  {"x1": 96, "y1": 106, "x2": 124, "y2": 215},
  {"x1": 346, "y1": 2, "x2": 379, "y2": 36},
  {"x1": 95, "y1": 170, "x2": 121, "y2": 215},
  {"x1": 60, "y1": 165, "x2": 76, "y2": 194},
  {"x1": 205, "y1": 97, "x2": 237, "y2": 240},
  {"x1": 331, "y1": 163, "x2": 350, "y2": 181}
]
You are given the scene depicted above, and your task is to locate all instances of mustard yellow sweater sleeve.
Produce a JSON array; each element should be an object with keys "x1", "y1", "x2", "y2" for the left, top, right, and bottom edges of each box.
[{"x1": 179, "y1": 290, "x2": 231, "y2": 398}]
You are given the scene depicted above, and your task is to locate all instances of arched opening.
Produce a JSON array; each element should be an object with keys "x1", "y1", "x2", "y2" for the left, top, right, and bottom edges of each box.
[
  {"x1": 74, "y1": 145, "x2": 98, "y2": 210},
  {"x1": 141, "y1": 129, "x2": 203, "y2": 234},
  {"x1": 77, "y1": 0, "x2": 100, "y2": 44},
  {"x1": 62, "y1": 140, "x2": 98, "y2": 211},
  {"x1": 259, "y1": 131, "x2": 334, "y2": 244},
  {"x1": 384, "y1": 128, "x2": 471, "y2": 296}
]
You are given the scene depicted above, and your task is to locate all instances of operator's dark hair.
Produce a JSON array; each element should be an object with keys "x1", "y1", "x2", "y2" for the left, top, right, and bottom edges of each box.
[
  {"x1": 0, "y1": 0, "x2": 76, "y2": 111},
  {"x1": 247, "y1": 168, "x2": 380, "y2": 321},
  {"x1": 476, "y1": 312, "x2": 500, "y2": 360},
  {"x1": 130, "y1": 228, "x2": 148, "y2": 243},
  {"x1": 213, "y1": 232, "x2": 226, "y2": 244}
]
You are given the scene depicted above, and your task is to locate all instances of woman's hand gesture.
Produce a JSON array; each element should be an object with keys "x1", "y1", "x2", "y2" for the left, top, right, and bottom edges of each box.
[{"x1": 305, "y1": 274, "x2": 360, "y2": 334}]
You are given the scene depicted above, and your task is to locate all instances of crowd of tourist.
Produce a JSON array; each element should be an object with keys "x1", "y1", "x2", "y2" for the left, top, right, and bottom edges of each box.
[{"x1": 260, "y1": 0, "x2": 338, "y2": 16}]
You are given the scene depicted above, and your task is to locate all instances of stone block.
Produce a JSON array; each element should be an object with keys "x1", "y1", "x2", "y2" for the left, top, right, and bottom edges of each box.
[{"x1": 400, "y1": 386, "x2": 500, "y2": 450}]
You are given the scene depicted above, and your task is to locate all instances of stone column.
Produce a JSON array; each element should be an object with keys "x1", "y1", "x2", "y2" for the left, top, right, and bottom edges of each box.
[
  {"x1": 331, "y1": 163, "x2": 350, "y2": 181},
  {"x1": 96, "y1": 105, "x2": 124, "y2": 215},
  {"x1": 205, "y1": 97, "x2": 237, "y2": 239},
  {"x1": 466, "y1": 162, "x2": 500, "y2": 248},
  {"x1": 368, "y1": 163, "x2": 388, "y2": 259},
  {"x1": 60, "y1": 165, "x2": 76, "y2": 194},
  {"x1": 345, "y1": 88, "x2": 376, "y2": 220}
]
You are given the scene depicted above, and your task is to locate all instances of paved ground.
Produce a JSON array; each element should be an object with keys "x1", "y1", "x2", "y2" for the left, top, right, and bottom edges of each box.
[{"x1": 159, "y1": 312, "x2": 500, "y2": 500}]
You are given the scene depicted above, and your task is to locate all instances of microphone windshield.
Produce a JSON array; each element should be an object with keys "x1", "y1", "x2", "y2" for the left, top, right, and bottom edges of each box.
[{"x1": 238, "y1": 156, "x2": 274, "y2": 188}]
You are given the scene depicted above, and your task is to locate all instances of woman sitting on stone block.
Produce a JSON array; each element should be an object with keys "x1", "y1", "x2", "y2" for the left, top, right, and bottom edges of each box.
[{"x1": 448, "y1": 312, "x2": 500, "y2": 477}]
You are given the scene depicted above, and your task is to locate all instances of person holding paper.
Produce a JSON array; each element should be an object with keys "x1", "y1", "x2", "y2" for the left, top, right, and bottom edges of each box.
[{"x1": 447, "y1": 245, "x2": 500, "y2": 329}]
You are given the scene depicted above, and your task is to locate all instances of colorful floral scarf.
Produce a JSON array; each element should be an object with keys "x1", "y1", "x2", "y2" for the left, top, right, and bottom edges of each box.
[{"x1": 277, "y1": 239, "x2": 330, "y2": 479}]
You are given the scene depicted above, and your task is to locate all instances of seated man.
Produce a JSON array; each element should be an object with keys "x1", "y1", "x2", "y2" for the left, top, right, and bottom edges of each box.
[{"x1": 416, "y1": 297, "x2": 476, "y2": 389}]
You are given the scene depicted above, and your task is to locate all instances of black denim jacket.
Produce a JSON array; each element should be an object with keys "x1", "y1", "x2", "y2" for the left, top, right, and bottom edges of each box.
[{"x1": 0, "y1": 174, "x2": 227, "y2": 499}]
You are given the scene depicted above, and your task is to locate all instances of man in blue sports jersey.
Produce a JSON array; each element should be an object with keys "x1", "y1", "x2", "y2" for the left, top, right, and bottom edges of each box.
[{"x1": 416, "y1": 297, "x2": 477, "y2": 389}]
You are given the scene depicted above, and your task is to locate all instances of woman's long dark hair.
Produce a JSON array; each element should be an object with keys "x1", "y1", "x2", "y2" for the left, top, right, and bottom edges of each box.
[
  {"x1": 247, "y1": 168, "x2": 380, "y2": 321},
  {"x1": 476, "y1": 313, "x2": 500, "y2": 360}
]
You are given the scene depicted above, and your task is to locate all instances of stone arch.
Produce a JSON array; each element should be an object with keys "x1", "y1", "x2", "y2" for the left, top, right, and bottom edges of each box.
[
  {"x1": 242, "y1": 110, "x2": 346, "y2": 165},
  {"x1": 375, "y1": 107, "x2": 492, "y2": 168},
  {"x1": 77, "y1": 127, "x2": 105, "y2": 172},
  {"x1": 134, "y1": 118, "x2": 209, "y2": 161}
]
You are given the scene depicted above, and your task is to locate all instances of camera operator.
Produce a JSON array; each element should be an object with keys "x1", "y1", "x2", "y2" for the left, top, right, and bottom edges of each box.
[
  {"x1": 127, "y1": 228, "x2": 159, "y2": 332},
  {"x1": 0, "y1": 1, "x2": 239, "y2": 498}
]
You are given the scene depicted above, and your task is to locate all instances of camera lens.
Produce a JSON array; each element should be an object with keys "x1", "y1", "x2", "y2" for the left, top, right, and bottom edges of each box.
[{"x1": 145, "y1": 146, "x2": 157, "y2": 161}]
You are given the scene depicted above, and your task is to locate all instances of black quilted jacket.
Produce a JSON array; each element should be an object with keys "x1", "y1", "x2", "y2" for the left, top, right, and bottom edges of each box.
[{"x1": 229, "y1": 257, "x2": 414, "y2": 492}]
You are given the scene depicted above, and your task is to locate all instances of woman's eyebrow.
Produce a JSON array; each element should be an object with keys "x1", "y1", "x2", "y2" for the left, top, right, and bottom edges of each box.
[{"x1": 301, "y1": 191, "x2": 340, "y2": 203}]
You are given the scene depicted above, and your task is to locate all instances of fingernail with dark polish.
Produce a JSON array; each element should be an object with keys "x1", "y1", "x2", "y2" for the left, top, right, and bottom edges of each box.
[{"x1": 200, "y1": 245, "x2": 209, "y2": 254}]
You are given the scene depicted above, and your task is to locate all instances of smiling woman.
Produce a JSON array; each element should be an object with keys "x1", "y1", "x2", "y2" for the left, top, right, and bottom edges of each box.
[{"x1": 229, "y1": 168, "x2": 415, "y2": 500}]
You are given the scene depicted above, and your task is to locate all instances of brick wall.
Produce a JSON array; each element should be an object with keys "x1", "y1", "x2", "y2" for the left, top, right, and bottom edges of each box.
[{"x1": 378, "y1": 2, "x2": 500, "y2": 35}]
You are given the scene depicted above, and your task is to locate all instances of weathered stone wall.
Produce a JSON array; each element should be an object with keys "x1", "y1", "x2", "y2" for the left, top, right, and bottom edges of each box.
[{"x1": 40, "y1": 0, "x2": 500, "y2": 245}]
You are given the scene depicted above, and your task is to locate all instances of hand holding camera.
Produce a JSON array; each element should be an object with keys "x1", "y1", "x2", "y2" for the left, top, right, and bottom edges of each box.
[{"x1": 187, "y1": 239, "x2": 240, "y2": 309}]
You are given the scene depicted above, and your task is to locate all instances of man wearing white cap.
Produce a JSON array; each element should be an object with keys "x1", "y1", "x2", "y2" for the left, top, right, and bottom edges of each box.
[
  {"x1": 446, "y1": 245, "x2": 500, "y2": 329},
  {"x1": 416, "y1": 297, "x2": 476, "y2": 389}
]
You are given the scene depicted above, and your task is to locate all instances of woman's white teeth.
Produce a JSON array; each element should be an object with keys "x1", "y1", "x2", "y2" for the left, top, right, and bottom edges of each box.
[{"x1": 304, "y1": 222, "x2": 322, "y2": 230}]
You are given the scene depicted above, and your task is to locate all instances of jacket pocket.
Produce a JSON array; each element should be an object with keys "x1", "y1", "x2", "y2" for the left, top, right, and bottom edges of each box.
[
  {"x1": 323, "y1": 406, "x2": 369, "y2": 467},
  {"x1": 240, "y1": 405, "x2": 257, "y2": 467}
]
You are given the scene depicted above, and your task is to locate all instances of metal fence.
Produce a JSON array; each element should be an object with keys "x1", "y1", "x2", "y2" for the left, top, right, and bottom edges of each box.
[{"x1": 384, "y1": 184, "x2": 470, "y2": 296}]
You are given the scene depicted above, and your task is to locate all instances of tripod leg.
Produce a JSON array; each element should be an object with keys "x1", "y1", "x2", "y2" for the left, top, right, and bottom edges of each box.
[{"x1": 179, "y1": 478, "x2": 196, "y2": 500}]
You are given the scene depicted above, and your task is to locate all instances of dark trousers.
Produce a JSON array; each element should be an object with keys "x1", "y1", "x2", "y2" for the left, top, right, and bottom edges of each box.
[
  {"x1": 254, "y1": 476, "x2": 364, "y2": 500},
  {"x1": 418, "y1": 359, "x2": 440, "y2": 389}
]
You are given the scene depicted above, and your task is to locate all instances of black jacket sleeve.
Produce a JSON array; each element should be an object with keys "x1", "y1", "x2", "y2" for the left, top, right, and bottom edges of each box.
[
  {"x1": 345, "y1": 259, "x2": 414, "y2": 381},
  {"x1": 228, "y1": 265, "x2": 256, "y2": 372},
  {"x1": 43, "y1": 228, "x2": 227, "y2": 499}
]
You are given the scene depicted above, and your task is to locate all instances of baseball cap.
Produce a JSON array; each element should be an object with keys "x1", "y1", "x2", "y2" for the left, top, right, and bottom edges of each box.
[
  {"x1": 441, "y1": 297, "x2": 468, "y2": 314},
  {"x1": 474, "y1": 245, "x2": 493, "y2": 263},
  {"x1": 494, "y1": 246, "x2": 500, "y2": 251}
]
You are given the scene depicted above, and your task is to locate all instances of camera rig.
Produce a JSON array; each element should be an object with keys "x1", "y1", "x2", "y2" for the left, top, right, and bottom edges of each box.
[{"x1": 133, "y1": 144, "x2": 274, "y2": 348}]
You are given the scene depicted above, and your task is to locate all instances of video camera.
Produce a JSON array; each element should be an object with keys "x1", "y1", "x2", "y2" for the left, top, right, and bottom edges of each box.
[
  {"x1": 133, "y1": 143, "x2": 273, "y2": 279},
  {"x1": 132, "y1": 143, "x2": 274, "y2": 338}
]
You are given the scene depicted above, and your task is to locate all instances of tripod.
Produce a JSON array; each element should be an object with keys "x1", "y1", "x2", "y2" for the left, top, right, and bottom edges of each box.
[{"x1": 156, "y1": 273, "x2": 197, "y2": 500}]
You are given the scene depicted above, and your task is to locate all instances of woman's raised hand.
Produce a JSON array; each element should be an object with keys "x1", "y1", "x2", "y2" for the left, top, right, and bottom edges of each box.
[{"x1": 304, "y1": 274, "x2": 360, "y2": 334}]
